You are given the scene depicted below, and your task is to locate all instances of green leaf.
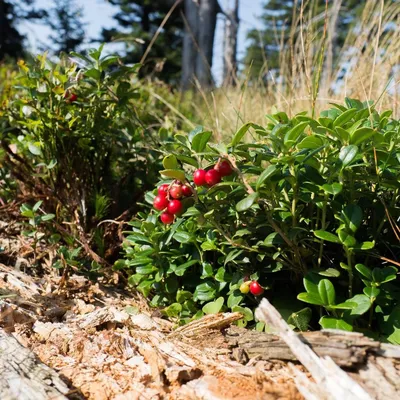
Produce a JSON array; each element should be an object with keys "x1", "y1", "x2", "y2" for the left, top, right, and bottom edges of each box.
[
  {"x1": 297, "y1": 292, "x2": 324, "y2": 306},
  {"x1": 284, "y1": 121, "x2": 309, "y2": 147},
  {"x1": 287, "y1": 307, "x2": 312, "y2": 331},
  {"x1": 174, "y1": 260, "x2": 198, "y2": 276},
  {"x1": 173, "y1": 231, "x2": 193, "y2": 244},
  {"x1": 381, "y1": 306, "x2": 400, "y2": 345},
  {"x1": 32, "y1": 201, "x2": 43, "y2": 212},
  {"x1": 318, "y1": 268, "x2": 340, "y2": 277},
  {"x1": 162, "y1": 155, "x2": 178, "y2": 169},
  {"x1": 176, "y1": 290, "x2": 192, "y2": 303},
  {"x1": 224, "y1": 249, "x2": 243, "y2": 266},
  {"x1": 333, "y1": 108, "x2": 357, "y2": 127},
  {"x1": 352, "y1": 241, "x2": 375, "y2": 251},
  {"x1": 232, "y1": 305, "x2": 253, "y2": 321},
  {"x1": 339, "y1": 145, "x2": 358, "y2": 168},
  {"x1": 314, "y1": 230, "x2": 340, "y2": 243},
  {"x1": 256, "y1": 165, "x2": 277, "y2": 190},
  {"x1": 321, "y1": 183, "x2": 342, "y2": 196},
  {"x1": 318, "y1": 279, "x2": 336, "y2": 306},
  {"x1": 355, "y1": 264, "x2": 372, "y2": 280},
  {"x1": 319, "y1": 317, "x2": 353, "y2": 331},
  {"x1": 41, "y1": 213, "x2": 55, "y2": 221},
  {"x1": 338, "y1": 229, "x2": 356, "y2": 248},
  {"x1": 28, "y1": 143, "x2": 41, "y2": 155},
  {"x1": 263, "y1": 232, "x2": 284, "y2": 247},
  {"x1": 363, "y1": 287, "x2": 380, "y2": 298},
  {"x1": 202, "y1": 297, "x2": 224, "y2": 314},
  {"x1": 236, "y1": 192, "x2": 259, "y2": 212},
  {"x1": 372, "y1": 266, "x2": 398, "y2": 285},
  {"x1": 227, "y1": 292, "x2": 243, "y2": 308},
  {"x1": 350, "y1": 127, "x2": 377, "y2": 145},
  {"x1": 193, "y1": 282, "x2": 217, "y2": 301},
  {"x1": 297, "y1": 135, "x2": 323, "y2": 149},
  {"x1": 230, "y1": 123, "x2": 252, "y2": 147},
  {"x1": 160, "y1": 169, "x2": 186, "y2": 182},
  {"x1": 347, "y1": 294, "x2": 371, "y2": 315},
  {"x1": 162, "y1": 303, "x2": 182, "y2": 317},
  {"x1": 136, "y1": 265, "x2": 156, "y2": 275},
  {"x1": 192, "y1": 131, "x2": 212, "y2": 152},
  {"x1": 341, "y1": 204, "x2": 362, "y2": 233}
]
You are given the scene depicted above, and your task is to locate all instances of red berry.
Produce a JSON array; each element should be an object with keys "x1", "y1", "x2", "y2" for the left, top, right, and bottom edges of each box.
[
  {"x1": 193, "y1": 169, "x2": 207, "y2": 186},
  {"x1": 181, "y1": 185, "x2": 193, "y2": 197},
  {"x1": 167, "y1": 199, "x2": 183, "y2": 215},
  {"x1": 249, "y1": 281, "x2": 264, "y2": 296},
  {"x1": 158, "y1": 184, "x2": 169, "y2": 197},
  {"x1": 169, "y1": 184, "x2": 183, "y2": 199},
  {"x1": 69, "y1": 93, "x2": 78, "y2": 102},
  {"x1": 215, "y1": 160, "x2": 233, "y2": 177},
  {"x1": 160, "y1": 212, "x2": 174, "y2": 224},
  {"x1": 205, "y1": 169, "x2": 221, "y2": 187},
  {"x1": 153, "y1": 195, "x2": 169, "y2": 211}
]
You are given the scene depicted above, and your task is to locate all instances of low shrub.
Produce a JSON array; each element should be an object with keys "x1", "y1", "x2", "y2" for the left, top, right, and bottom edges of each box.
[{"x1": 119, "y1": 98, "x2": 400, "y2": 343}]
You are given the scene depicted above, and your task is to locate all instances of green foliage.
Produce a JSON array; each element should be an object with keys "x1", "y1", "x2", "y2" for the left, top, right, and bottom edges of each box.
[
  {"x1": 1, "y1": 47, "x2": 163, "y2": 231},
  {"x1": 120, "y1": 99, "x2": 400, "y2": 339}
]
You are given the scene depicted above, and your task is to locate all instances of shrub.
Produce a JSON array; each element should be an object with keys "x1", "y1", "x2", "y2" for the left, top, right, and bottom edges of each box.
[{"x1": 119, "y1": 98, "x2": 400, "y2": 342}]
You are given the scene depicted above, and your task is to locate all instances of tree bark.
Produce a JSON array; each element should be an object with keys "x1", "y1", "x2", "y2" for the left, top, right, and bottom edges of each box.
[
  {"x1": 0, "y1": 329, "x2": 70, "y2": 400},
  {"x1": 222, "y1": 0, "x2": 239, "y2": 86},
  {"x1": 196, "y1": 0, "x2": 218, "y2": 88},
  {"x1": 181, "y1": 0, "x2": 199, "y2": 90}
]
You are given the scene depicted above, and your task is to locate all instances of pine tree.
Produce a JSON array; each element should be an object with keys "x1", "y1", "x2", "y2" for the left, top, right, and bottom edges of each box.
[
  {"x1": 102, "y1": 0, "x2": 184, "y2": 84},
  {"x1": 0, "y1": 0, "x2": 44, "y2": 60},
  {"x1": 45, "y1": 0, "x2": 85, "y2": 54},
  {"x1": 243, "y1": 0, "x2": 364, "y2": 81}
]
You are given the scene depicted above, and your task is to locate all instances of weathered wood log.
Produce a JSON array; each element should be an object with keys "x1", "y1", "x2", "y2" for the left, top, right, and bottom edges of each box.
[
  {"x1": 255, "y1": 298, "x2": 373, "y2": 400},
  {"x1": 226, "y1": 325, "x2": 396, "y2": 367},
  {"x1": 0, "y1": 329, "x2": 70, "y2": 400}
]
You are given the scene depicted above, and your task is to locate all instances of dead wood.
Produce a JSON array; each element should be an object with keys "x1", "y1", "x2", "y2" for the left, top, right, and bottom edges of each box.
[{"x1": 0, "y1": 329, "x2": 70, "y2": 400}]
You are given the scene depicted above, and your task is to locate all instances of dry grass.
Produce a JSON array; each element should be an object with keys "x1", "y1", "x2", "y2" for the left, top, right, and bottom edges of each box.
[{"x1": 184, "y1": 0, "x2": 400, "y2": 137}]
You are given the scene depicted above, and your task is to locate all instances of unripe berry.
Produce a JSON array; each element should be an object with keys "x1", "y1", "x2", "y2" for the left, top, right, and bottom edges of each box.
[
  {"x1": 239, "y1": 282, "x2": 250, "y2": 294},
  {"x1": 249, "y1": 281, "x2": 264, "y2": 296},
  {"x1": 193, "y1": 169, "x2": 207, "y2": 186},
  {"x1": 153, "y1": 195, "x2": 169, "y2": 211},
  {"x1": 205, "y1": 169, "x2": 221, "y2": 187},
  {"x1": 167, "y1": 199, "x2": 183, "y2": 215},
  {"x1": 160, "y1": 212, "x2": 174, "y2": 224}
]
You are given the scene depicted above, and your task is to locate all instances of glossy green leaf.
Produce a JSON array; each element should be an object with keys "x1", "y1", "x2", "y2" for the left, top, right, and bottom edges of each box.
[
  {"x1": 350, "y1": 127, "x2": 377, "y2": 145},
  {"x1": 372, "y1": 266, "x2": 398, "y2": 285},
  {"x1": 318, "y1": 279, "x2": 336, "y2": 306},
  {"x1": 318, "y1": 268, "x2": 340, "y2": 277},
  {"x1": 236, "y1": 192, "x2": 259, "y2": 212},
  {"x1": 232, "y1": 305, "x2": 254, "y2": 321},
  {"x1": 333, "y1": 108, "x2": 357, "y2": 127},
  {"x1": 162, "y1": 154, "x2": 178, "y2": 169},
  {"x1": 339, "y1": 145, "x2": 358, "y2": 168},
  {"x1": 284, "y1": 121, "x2": 309, "y2": 146},
  {"x1": 347, "y1": 294, "x2": 371, "y2": 315},
  {"x1": 230, "y1": 123, "x2": 252, "y2": 146},
  {"x1": 174, "y1": 260, "x2": 198, "y2": 276},
  {"x1": 192, "y1": 131, "x2": 212, "y2": 152},
  {"x1": 160, "y1": 169, "x2": 186, "y2": 182},
  {"x1": 314, "y1": 230, "x2": 341, "y2": 243},
  {"x1": 363, "y1": 287, "x2": 380, "y2": 298},
  {"x1": 297, "y1": 135, "x2": 323, "y2": 149},
  {"x1": 319, "y1": 317, "x2": 353, "y2": 331},
  {"x1": 355, "y1": 264, "x2": 372, "y2": 279},
  {"x1": 202, "y1": 297, "x2": 224, "y2": 314},
  {"x1": 287, "y1": 307, "x2": 312, "y2": 331},
  {"x1": 321, "y1": 183, "x2": 342, "y2": 196},
  {"x1": 338, "y1": 229, "x2": 356, "y2": 248},
  {"x1": 256, "y1": 165, "x2": 277, "y2": 190},
  {"x1": 297, "y1": 292, "x2": 324, "y2": 306},
  {"x1": 341, "y1": 204, "x2": 362, "y2": 232}
]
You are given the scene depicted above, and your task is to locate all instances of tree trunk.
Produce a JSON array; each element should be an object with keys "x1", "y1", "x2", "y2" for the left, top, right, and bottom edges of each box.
[
  {"x1": 222, "y1": 0, "x2": 239, "y2": 86},
  {"x1": 181, "y1": 0, "x2": 199, "y2": 90},
  {"x1": 195, "y1": 0, "x2": 218, "y2": 88}
]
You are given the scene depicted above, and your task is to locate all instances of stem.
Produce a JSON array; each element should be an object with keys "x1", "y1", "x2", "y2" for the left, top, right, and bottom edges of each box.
[
  {"x1": 317, "y1": 194, "x2": 328, "y2": 268},
  {"x1": 347, "y1": 248, "x2": 353, "y2": 297},
  {"x1": 368, "y1": 300, "x2": 374, "y2": 329}
]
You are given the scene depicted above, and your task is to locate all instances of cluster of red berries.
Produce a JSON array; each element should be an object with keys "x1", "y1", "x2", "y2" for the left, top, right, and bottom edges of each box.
[
  {"x1": 64, "y1": 91, "x2": 78, "y2": 103},
  {"x1": 153, "y1": 182, "x2": 193, "y2": 224},
  {"x1": 193, "y1": 160, "x2": 233, "y2": 187},
  {"x1": 154, "y1": 159, "x2": 234, "y2": 224}
]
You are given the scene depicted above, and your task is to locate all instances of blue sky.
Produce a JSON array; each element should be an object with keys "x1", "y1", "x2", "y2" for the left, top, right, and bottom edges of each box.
[{"x1": 19, "y1": 0, "x2": 264, "y2": 83}]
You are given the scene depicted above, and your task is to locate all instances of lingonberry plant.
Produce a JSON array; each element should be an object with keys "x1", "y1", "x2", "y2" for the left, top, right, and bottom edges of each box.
[{"x1": 119, "y1": 98, "x2": 400, "y2": 341}]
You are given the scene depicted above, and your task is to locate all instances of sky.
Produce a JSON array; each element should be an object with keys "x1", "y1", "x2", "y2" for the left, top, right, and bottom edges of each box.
[{"x1": 19, "y1": 0, "x2": 264, "y2": 84}]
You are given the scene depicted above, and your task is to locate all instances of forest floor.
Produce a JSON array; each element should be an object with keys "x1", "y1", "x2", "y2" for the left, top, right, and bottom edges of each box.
[{"x1": 1, "y1": 207, "x2": 399, "y2": 400}]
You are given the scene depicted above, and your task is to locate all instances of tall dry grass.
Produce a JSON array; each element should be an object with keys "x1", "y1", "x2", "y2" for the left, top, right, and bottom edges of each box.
[{"x1": 185, "y1": 0, "x2": 400, "y2": 138}]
